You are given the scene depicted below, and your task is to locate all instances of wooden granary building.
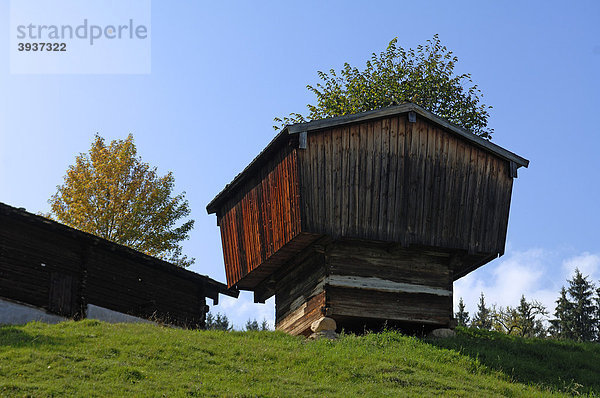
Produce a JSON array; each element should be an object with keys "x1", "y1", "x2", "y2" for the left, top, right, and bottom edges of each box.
[
  {"x1": 0, "y1": 202, "x2": 238, "y2": 328},
  {"x1": 207, "y1": 103, "x2": 528, "y2": 335}
]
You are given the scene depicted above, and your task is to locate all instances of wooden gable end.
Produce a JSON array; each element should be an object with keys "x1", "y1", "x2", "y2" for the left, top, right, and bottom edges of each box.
[{"x1": 297, "y1": 114, "x2": 514, "y2": 264}]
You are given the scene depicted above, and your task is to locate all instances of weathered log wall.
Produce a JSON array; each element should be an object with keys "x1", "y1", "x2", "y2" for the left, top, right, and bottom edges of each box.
[
  {"x1": 274, "y1": 240, "x2": 454, "y2": 335},
  {"x1": 325, "y1": 241, "x2": 453, "y2": 328},
  {"x1": 0, "y1": 203, "x2": 232, "y2": 328}
]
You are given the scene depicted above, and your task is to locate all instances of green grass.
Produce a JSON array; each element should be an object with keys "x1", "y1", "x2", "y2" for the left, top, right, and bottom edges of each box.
[
  {"x1": 0, "y1": 321, "x2": 597, "y2": 397},
  {"x1": 429, "y1": 327, "x2": 600, "y2": 396}
]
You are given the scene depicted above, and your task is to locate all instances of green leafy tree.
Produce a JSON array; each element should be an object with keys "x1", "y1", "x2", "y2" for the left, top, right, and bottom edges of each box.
[
  {"x1": 49, "y1": 134, "x2": 194, "y2": 267},
  {"x1": 491, "y1": 305, "x2": 518, "y2": 334},
  {"x1": 492, "y1": 295, "x2": 547, "y2": 337},
  {"x1": 515, "y1": 295, "x2": 548, "y2": 338},
  {"x1": 471, "y1": 292, "x2": 493, "y2": 330},
  {"x1": 205, "y1": 312, "x2": 232, "y2": 331},
  {"x1": 275, "y1": 34, "x2": 493, "y2": 139},
  {"x1": 455, "y1": 297, "x2": 470, "y2": 327}
]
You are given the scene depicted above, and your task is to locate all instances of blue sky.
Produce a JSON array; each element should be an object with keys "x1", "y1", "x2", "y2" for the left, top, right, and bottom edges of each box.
[{"x1": 1, "y1": 1, "x2": 598, "y2": 329}]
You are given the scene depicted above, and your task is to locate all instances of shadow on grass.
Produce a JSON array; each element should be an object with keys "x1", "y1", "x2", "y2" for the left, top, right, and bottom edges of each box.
[
  {"x1": 0, "y1": 325, "x2": 64, "y2": 348},
  {"x1": 426, "y1": 327, "x2": 600, "y2": 395}
]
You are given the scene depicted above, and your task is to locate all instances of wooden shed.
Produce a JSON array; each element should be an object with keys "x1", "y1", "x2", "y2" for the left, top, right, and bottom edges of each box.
[
  {"x1": 207, "y1": 103, "x2": 528, "y2": 335},
  {"x1": 0, "y1": 202, "x2": 238, "y2": 328}
]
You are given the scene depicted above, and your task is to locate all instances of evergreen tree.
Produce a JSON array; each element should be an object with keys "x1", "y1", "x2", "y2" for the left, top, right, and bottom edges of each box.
[
  {"x1": 549, "y1": 286, "x2": 572, "y2": 339},
  {"x1": 245, "y1": 319, "x2": 260, "y2": 331},
  {"x1": 245, "y1": 318, "x2": 270, "y2": 331},
  {"x1": 550, "y1": 269, "x2": 598, "y2": 341},
  {"x1": 471, "y1": 292, "x2": 492, "y2": 330},
  {"x1": 567, "y1": 269, "x2": 597, "y2": 341},
  {"x1": 261, "y1": 319, "x2": 269, "y2": 331},
  {"x1": 455, "y1": 297, "x2": 470, "y2": 327},
  {"x1": 205, "y1": 312, "x2": 232, "y2": 331},
  {"x1": 596, "y1": 285, "x2": 600, "y2": 342}
]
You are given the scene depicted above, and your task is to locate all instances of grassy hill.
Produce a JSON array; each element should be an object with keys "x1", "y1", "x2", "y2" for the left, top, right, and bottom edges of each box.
[{"x1": 0, "y1": 321, "x2": 598, "y2": 397}]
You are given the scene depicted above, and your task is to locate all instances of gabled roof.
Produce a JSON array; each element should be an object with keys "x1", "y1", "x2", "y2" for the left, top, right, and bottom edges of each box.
[
  {"x1": 207, "y1": 103, "x2": 529, "y2": 214},
  {"x1": 0, "y1": 202, "x2": 239, "y2": 302}
]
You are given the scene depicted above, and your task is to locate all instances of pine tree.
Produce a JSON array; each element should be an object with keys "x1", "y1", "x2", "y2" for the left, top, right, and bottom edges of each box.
[
  {"x1": 205, "y1": 312, "x2": 232, "y2": 331},
  {"x1": 245, "y1": 318, "x2": 270, "y2": 331},
  {"x1": 455, "y1": 297, "x2": 470, "y2": 327},
  {"x1": 550, "y1": 286, "x2": 572, "y2": 339},
  {"x1": 551, "y1": 269, "x2": 598, "y2": 341},
  {"x1": 596, "y1": 281, "x2": 600, "y2": 342},
  {"x1": 595, "y1": 285, "x2": 600, "y2": 342},
  {"x1": 471, "y1": 292, "x2": 492, "y2": 330},
  {"x1": 567, "y1": 269, "x2": 597, "y2": 342},
  {"x1": 245, "y1": 319, "x2": 260, "y2": 331}
]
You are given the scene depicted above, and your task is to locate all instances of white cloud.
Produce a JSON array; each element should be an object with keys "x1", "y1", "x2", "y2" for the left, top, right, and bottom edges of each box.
[
  {"x1": 562, "y1": 252, "x2": 600, "y2": 281},
  {"x1": 454, "y1": 248, "x2": 564, "y2": 317},
  {"x1": 210, "y1": 249, "x2": 599, "y2": 330},
  {"x1": 212, "y1": 292, "x2": 275, "y2": 330}
]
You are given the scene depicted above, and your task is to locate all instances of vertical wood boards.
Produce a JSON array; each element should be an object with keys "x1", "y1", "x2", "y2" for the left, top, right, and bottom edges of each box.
[
  {"x1": 296, "y1": 115, "x2": 514, "y2": 271},
  {"x1": 218, "y1": 147, "x2": 302, "y2": 288},
  {"x1": 214, "y1": 113, "x2": 517, "y2": 289},
  {"x1": 48, "y1": 272, "x2": 78, "y2": 316}
]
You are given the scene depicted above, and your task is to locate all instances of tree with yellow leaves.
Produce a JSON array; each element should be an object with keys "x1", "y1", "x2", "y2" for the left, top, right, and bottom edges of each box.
[{"x1": 49, "y1": 134, "x2": 194, "y2": 267}]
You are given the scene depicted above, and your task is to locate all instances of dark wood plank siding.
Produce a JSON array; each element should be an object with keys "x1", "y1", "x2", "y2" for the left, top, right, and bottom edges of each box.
[
  {"x1": 49, "y1": 272, "x2": 78, "y2": 316},
  {"x1": 298, "y1": 115, "x2": 514, "y2": 260},
  {"x1": 218, "y1": 147, "x2": 302, "y2": 287},
  {"x1": 0, "y1": 215, "x2": 81, "y2": 314},
  {"x1": 271, "y1": 242, "x2": 329, "y2": 335},
  {"x1": 85, "y1": 250, "x2": 206, "y2": 328},
  {"x1": 0, "y1": 204, "x2": 224, "y2": 328}
]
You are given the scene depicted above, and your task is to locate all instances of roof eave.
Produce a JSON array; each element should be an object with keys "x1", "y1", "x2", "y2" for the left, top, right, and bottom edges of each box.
[
  {"x1": 206, "y1": 126, "x2": 290, "y2": 214},
  {"x1": 206, "y1": 103, "x2": 530, "y2": 213},
  {"x1": 287, "y1": 103, "x2": 529, "y2": 168},
  {"x1": 1, "y1": 202, "x2": 233, "y2": 297}
]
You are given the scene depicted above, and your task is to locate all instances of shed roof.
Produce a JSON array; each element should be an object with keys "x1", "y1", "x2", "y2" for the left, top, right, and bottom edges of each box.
[
  {"x1": 0, "y1": 202, "x2": 238, "y2": 303},
  {"x1": 207, "y1": 103, "x2": 529, "y2": 214}
]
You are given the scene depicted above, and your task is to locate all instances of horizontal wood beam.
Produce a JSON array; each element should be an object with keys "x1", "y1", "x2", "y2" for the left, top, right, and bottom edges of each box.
[{"x1": 326, "y1": 275, "x2": 452, "y2": 297}]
